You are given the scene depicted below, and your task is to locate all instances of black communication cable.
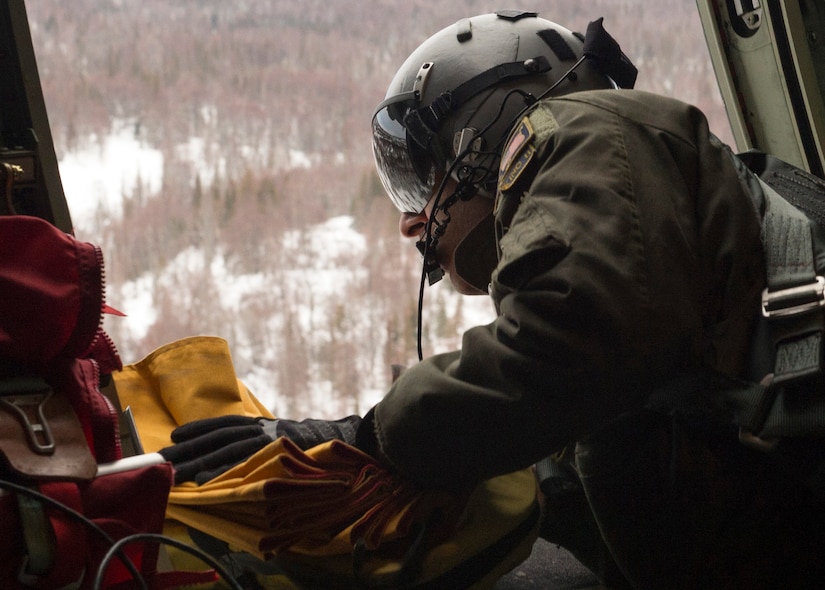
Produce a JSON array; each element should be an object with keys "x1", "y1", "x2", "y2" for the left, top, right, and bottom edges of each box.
[
  {"x1": 0, "y1": 478, "x2": 245, "y2": 590},
  {"x1": 94, "y1": 533, "x2": 245, "y2": 590},
  {"x1": 413, "y1": 88, "x2": 533, "y2": 361},
  {"x1": 412, "y1": 55, "x2": 592, "y2": 361},
  {"x1": 0, "y1": 478, "x2": 147, "y2": 589}
]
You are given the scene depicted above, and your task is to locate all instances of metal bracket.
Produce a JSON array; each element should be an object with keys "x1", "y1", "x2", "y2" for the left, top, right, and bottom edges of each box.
[
  {"x1": 0, "y1": 378, "x2": 56, "y2": 455},
  {"x1": 761, "y1": 275, "x2": 825, "y2": 318}
]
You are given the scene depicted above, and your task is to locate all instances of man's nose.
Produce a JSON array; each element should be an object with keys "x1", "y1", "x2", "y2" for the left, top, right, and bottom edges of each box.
[{"x1": 399, "y1": 211, "x2": 428, "y2": 239}]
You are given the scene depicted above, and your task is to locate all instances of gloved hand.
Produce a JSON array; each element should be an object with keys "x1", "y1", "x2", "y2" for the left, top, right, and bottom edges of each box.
[{"x1": 158, "y1": 414, "x2": 361, "y2": 484}]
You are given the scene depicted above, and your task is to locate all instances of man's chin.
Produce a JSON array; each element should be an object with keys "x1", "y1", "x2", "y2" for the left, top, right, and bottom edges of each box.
[{"x1": 448, "y1": 271, "x2": 489, "y2": 296}]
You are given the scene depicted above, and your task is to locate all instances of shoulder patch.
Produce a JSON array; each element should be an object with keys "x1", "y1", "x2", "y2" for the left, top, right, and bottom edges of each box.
[{"x1": 499, "y1": 116, "x2": 536, "y2": 192}]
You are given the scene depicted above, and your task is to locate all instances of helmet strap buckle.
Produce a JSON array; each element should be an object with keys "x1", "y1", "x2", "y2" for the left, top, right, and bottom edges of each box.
[
  {"x1": 453, "y1": 128, "x2": 479, "y2": 160},
  {"x1": 452, "y1": 128, "x2": 489, "y2": 189}
]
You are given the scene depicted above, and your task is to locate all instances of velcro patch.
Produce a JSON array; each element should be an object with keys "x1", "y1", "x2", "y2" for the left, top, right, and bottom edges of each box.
[{"x1": 499, "y1": 116, "x2": 536, "y2": 192}]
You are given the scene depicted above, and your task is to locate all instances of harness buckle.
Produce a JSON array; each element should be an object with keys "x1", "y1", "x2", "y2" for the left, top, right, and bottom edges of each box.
[
  {"x1": 761, "y1": 276, "x2": 825, "y2": 318},
  {"x1": 0, "y1": 378, "x2": 56, "y2": 455}
]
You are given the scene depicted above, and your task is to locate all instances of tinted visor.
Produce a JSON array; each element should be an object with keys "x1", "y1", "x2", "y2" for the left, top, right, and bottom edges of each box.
[{"x1": 371, "y1": 100, "x2": 437, "y2": 213}]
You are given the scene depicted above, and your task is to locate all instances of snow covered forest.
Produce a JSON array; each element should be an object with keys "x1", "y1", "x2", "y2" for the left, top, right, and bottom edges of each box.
[{"x1": 24, "y1": 0, "x2": 733, "y2": 417}]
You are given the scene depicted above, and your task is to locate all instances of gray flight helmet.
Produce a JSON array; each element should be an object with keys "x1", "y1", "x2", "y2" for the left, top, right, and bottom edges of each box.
[{"x1": 372, "y1": 11, "x2": 631, "y2": 214}]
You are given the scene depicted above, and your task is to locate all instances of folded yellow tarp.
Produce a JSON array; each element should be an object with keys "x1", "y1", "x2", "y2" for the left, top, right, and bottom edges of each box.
[
  {"x1": 113, "y1": 336, "x2": 457, "y2": 558},
  {"x1": 114, "y1": 336, "x2": 273, "y2": 454},
  {"x1": 114, "y1": 336, "x2": 539, "y2": 589}
]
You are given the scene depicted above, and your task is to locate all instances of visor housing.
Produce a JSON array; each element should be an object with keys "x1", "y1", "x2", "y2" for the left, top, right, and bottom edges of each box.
[{"x1": 371, "y1": 95, "x2": 438, "y2": 214}]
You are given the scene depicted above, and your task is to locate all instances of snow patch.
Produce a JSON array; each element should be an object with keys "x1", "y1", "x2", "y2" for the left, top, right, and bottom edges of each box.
[{"x1": 59, "y1": 120, "x2": 163, "y2": 228}]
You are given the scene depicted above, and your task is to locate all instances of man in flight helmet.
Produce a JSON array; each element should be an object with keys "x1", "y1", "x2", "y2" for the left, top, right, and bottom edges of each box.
[
  {"x1": 157, "y1": 10, "x2": 825, "y2": 589},
  {"x1": 372, "y1": 10, "x2": 629, "y2": 295},
  {"x1": 366, "y1": 9, "x2": 825, "y2": 589}
]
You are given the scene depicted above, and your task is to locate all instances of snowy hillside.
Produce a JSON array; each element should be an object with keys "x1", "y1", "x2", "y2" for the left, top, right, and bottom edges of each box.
[{"x1": 28, "y1": 0, "x2": 729, "y2": 417}]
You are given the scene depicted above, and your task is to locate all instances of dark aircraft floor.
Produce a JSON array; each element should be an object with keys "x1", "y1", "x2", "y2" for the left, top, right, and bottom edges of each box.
[{"x1": 494, "y1": 539, "x2": 607, "y2": 590}]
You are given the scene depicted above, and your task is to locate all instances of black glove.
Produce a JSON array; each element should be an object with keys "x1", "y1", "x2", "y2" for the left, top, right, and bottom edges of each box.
[{"x1": 158, "y1": 414, "x2": 361, "y2": 484}]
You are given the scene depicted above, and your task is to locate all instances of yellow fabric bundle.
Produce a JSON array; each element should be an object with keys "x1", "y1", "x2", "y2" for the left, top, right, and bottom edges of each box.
[
  {"x1": 113, "y1": 336, "x2": 273, "y2": 454},
  {"x1": 113, "y1": 336, "x2": 456, "y2": 559},
  {"x1": 168, "y1": 437, "x2": 456, "y2": 558}
]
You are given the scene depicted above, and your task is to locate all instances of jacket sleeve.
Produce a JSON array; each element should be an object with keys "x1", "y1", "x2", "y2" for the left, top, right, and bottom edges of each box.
[{"x1": 372, "y1": 90, "x2": 765, "y2": 490}]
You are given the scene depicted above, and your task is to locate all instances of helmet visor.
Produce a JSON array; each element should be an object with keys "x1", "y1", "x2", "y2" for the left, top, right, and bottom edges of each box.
[{"x1": 371, "y1": 101, "x2": 436, "y2": 214}]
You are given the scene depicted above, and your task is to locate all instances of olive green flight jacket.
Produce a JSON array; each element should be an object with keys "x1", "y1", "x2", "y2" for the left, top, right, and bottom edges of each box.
[{"x1": 373, "y1": 89, "x2": 766, "y2": 489}]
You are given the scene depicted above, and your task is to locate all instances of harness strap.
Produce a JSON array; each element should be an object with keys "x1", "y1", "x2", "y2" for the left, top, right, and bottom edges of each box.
[
  {"x1": 734, "y1": 152, "x2": 825, "y2": 443},
  {"x1": 648, "y1": 151, "x2": 825, "y2": 445},
  {"x1": 755, "y1": 176, "x2": 825, "y2": 384},
  {"x1": 16, "y1": 492, "x2": 55, "y2": 583},
  {"x1": 24, "y1": 482, "x2": 87, "y2": 589}
]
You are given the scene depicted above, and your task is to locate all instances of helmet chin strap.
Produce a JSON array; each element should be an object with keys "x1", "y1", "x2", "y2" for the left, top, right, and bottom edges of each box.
[
  {"x1": 416, "y1": 239, "x2": 445, "y2": 286},
  {"x1": 410, "y1": 66, "x2": 571, "y2": 359},
  {"x1": 409, "y1": 47, "x2": 608, "y2": 357},
  {"x1": 416, "y1": 180, "x2": 475, "y2": 286},
  {"x1": 410, "y1": 88, "x2": 518, "y2": 360}
]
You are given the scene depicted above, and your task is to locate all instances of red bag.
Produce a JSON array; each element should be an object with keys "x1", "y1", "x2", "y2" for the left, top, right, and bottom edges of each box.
[{"x1": 0, "y1": 215, "x2": 204, "y2": 589}]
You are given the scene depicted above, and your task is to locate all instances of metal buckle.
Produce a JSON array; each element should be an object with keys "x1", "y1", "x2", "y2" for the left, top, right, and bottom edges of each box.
[
  {"x1": 0, "y1": 378, "x2": 56, "y2": 455},
  {"x1": 761, "y1": 275, "x2": 825, "y2": 318}
]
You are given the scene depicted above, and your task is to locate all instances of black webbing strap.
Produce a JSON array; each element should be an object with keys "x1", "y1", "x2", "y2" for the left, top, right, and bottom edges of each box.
[
  {"x1": 731, "y1": 153, "x2": 825, "y2": 441},
  {"x1": 405, "y1": 58, "x2": 551, "y2": 149},
  {"x1": 643, "y1": 366, "x2": 824, "y2": 447},
  {"x1": 646, "y1": 151, "x2": 825, "y2": 445},
  {"x1": 756, "y1": 174, "x2": 825, "y2": 383}
]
